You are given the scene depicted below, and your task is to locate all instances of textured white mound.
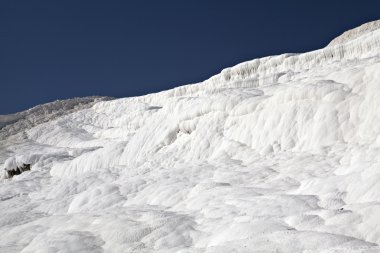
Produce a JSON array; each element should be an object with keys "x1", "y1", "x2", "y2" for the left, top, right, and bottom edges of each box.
[
  {"x1": 1, "y1": 21, "x2": 380, "y2": 252},
  {"x1": 327, "y1": 20, "x2": 380, "y2": 47},
  {"x1": 0, "y1": 97, "x2": 111, "y2": 141}
]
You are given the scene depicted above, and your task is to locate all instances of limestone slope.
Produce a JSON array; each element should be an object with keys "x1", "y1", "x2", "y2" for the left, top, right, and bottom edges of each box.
[{"x1": 1, "y1": 21, "x2": 380, "y2": 253}]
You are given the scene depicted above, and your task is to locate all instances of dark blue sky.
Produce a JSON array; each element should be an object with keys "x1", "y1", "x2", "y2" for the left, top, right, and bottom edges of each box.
[{"x1": 1, "y1": 0, "x2": 379, "y2": 114}]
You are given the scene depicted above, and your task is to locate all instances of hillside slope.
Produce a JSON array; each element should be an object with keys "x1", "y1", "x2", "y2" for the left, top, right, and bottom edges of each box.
[{"x1": 1, "y1": 20, "x2": 380, "y2": 252}]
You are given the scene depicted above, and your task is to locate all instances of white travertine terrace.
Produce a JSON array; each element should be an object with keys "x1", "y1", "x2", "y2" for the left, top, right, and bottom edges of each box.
[
  {"x1": 327, "y1": 19, "x2": 380, "y2": 47},
  {"x1": 1, "y1": 20, "x2": 380, "y2": 252}
]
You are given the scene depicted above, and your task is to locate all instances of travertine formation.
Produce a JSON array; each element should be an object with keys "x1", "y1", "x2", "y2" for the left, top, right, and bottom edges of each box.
[
  {"x1": 327, "y1": 19, "x2": 380, "y2": 47},
  {"x1": 1, "y1": 20, "x2": 380, "y2": 252}
]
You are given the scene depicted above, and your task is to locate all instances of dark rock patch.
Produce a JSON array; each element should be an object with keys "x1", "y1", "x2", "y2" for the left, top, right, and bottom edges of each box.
[{"x1": 6, "y1": 164, "x2": 31, "y2": 178}]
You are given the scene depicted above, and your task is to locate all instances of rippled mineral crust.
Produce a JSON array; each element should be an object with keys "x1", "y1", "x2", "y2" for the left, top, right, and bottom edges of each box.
[
  {"x1": 1, "y1": 20, "x2": 380, "y2": 253},
  {"x1": 327, "y1": 20, "x2": 380, "y2": 47}
]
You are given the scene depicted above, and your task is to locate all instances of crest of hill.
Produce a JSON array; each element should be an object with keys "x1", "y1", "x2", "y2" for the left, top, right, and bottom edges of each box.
[
  {"x1": 327, "y1": 19, "x2": 380, "y2": 47},
  {"x1": 0, "y1": 96, "x2": 112, "y2": 141},
  {"x1": 134, "y1": 19, "x2": 380, "y2": 104}
]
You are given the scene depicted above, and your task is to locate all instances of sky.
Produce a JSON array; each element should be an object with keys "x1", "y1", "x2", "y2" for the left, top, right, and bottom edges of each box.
[{"x1": 1, "y1": 0, "x2": 380, "y2": 114}]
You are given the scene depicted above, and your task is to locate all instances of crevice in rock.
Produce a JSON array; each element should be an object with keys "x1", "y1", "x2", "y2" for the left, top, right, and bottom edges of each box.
[{"x1": 5, "y1": 163, "x2": 31, "y2": 178}]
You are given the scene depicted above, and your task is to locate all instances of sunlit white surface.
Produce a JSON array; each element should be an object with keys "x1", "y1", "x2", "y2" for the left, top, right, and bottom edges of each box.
[{"x1": 1, "y1": 21, "x2": 380, "y2": 252}]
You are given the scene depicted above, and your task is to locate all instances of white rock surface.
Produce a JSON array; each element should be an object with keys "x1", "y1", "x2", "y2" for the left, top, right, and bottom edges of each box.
[
  {"x1": 327, "y1": 19, "x2": 380, "y2": 47},
  {"x1": 1, "y1": 21, "x2": 380, "y2": 252}
]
